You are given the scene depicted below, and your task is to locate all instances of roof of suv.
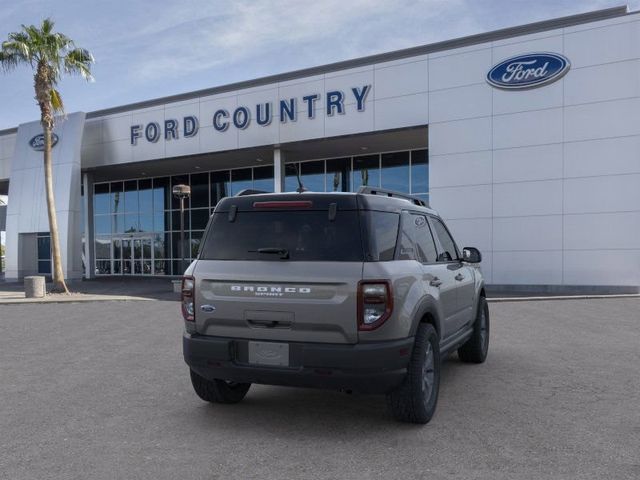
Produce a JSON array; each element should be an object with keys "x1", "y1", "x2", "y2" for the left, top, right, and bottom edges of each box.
[{"x1": 215, "y1": 191, "x2": 438, "y2": 215}]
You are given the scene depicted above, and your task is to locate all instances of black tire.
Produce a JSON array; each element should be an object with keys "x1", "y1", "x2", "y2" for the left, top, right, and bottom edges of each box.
[
  {"x1": 458, "y1": 296, "x2": 490, "y2": 364},
  {"x1": 386, "y1": 323, "x2": 441, "y2": 424},
  {"x1": 189, "y1": 369, "x2": 251, "y2": 404}
]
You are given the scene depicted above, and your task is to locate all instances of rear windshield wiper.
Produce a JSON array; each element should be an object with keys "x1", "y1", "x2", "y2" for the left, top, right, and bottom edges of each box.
[{"x1": 249, "y1": 247, "x2": 290, "y2": 259}]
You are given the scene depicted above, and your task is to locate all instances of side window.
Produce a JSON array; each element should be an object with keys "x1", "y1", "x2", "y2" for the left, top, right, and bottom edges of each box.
[
  {"x1": 430, "y1": 217, "x2": 459, "y2": 262},
  {"x1": 365, "y1": 211, "x2": 400, "y2": 261},
  {"x1": 397, "y1": 213, "x2": 438, "y2": 263}
]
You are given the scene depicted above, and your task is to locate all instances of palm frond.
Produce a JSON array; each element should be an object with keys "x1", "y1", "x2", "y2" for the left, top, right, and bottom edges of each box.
[
  {"x1": 64, "y1": 47, "x2": 94, "y2": 81},
  {"x1": 0, "y1": 49, "x2": 24, "y2": 71},
  {"x1": 2, "y1": 38, "x2": 31, "y2": 61},
  {"x1": 41, "y1": 17, "x2": 55, "y2": 35},
  {"x1": 50, "y1": 88, "x2": 64, "y2": 113}
]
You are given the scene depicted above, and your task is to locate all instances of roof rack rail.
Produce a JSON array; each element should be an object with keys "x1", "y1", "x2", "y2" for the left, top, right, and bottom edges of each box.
[
  {"x1": 234, "y1": 189, "x2": 268, "y2": 197},
  {"x1": 357, "y1": 186, "x2": 429, "y2": 207}
]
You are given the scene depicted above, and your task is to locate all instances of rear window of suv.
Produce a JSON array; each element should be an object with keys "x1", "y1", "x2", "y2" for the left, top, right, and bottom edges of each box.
[
  {"x1": 199, "y1": 209, "x2": 400, "y2": 262},
  {"x1": 200, "y1": 211, "x2": 365, "y2": 261}
]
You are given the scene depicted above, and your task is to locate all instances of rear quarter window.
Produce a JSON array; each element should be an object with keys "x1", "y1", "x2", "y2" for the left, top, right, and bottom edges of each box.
[{"x1": 362, "y1": 211, "x2": 400, "y2": 261}]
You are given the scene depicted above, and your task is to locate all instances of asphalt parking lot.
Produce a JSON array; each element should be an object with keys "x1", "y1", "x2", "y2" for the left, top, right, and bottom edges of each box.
[{"x1": 1, "y1": 298, "x2": 639, "y2": 480}]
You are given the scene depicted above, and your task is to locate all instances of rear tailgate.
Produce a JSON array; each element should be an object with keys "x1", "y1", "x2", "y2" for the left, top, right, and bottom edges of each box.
[
  {"x1": 194, "y1": 261, "x2": 362, "y2": 344},
  {"x1": 193, "y1": 195, "x2": 364, "y2": 344}
]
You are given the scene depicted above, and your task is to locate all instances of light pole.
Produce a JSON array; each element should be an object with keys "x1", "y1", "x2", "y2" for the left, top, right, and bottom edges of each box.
[{"x1": 172, "y1": 184, "x2": 191, "y2": 274}]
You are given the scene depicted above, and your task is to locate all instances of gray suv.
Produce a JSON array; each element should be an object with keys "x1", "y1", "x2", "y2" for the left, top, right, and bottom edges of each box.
[{"x1": 182, "y1": 187, "x2": 489, "y2": 424}]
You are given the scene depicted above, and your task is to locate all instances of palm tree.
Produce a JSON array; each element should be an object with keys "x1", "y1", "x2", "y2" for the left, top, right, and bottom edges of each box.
[{"x1": 0, "y1": 18, "x2": 93, "y2": 293}]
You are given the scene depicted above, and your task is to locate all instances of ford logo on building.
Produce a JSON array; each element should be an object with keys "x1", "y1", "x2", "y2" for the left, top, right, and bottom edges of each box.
[
  {"x1": 487, "y1": 53, "x2": 570, "y2": 90},
  {"x1": 29, "y1": 133, "x2": 59, "y2": 151}
]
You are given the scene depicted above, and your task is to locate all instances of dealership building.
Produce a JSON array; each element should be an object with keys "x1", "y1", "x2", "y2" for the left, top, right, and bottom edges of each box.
[{"x1": 1, "y1": 5, "x2": 639, "y2": 292}]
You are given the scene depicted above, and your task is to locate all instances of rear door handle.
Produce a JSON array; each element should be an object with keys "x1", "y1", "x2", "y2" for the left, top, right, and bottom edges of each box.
[
  {"x1": 455, "y1": 273, "x2": 465, "y2": 281},
  {"x1": 430, "y1": 277, "x2": 442, "y2": 287}
]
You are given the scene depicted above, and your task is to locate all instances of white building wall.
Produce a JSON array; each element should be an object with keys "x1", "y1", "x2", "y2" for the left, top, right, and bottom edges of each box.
[
  {"x1": 429, "y1": 13, "x2": 640, "y2": 288},
  {"x1": 4, "y1": 114, "x2": 85, "y2": 280},
  {"x1": 0, "y1": 132, "x2": 16, "y2": 181}
]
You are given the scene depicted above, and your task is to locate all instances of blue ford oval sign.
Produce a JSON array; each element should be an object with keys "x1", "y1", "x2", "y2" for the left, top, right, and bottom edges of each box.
[
  {"x1": 29, "y1": 133, "x2": 59, "y2": 151},
  {"x1": 487, "y1": 53, "x2": 570, "y2": 90}
]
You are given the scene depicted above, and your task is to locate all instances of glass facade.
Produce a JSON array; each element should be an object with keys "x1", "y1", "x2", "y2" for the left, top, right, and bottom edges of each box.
[{"x1": 92, "y1": 149, "x2": 428, "y2": 276}]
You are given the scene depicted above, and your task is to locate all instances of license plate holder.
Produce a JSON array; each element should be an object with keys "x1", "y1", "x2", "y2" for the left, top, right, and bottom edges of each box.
[{"x1": 248, "y1": 341, "x2": 290, "y2": 367}]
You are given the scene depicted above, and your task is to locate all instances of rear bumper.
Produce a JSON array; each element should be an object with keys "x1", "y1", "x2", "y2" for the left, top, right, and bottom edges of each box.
[{"x1": 183, "y1": 333, "x2": 414, "y2": 394}]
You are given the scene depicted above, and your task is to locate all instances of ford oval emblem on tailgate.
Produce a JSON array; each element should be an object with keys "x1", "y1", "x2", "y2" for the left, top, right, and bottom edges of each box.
[{"x1": 200, "y1": 304, "x2": 216, "y2": 312}]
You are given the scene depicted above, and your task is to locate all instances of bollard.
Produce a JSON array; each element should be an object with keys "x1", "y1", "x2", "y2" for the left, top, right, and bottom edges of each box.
[{"x1": 24, "y1": 276, "x2": 46, "y2": 298}]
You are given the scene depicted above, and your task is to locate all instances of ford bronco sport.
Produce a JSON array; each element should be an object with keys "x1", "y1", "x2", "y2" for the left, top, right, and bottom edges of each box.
[{"x1": 182, "y1": 187, "x2": 489, "y2": 424}]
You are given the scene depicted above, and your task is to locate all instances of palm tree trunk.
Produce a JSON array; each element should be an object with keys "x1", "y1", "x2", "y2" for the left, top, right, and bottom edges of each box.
[{"x1": 43, "y1": 126, "x2": 68, "y2": 293}]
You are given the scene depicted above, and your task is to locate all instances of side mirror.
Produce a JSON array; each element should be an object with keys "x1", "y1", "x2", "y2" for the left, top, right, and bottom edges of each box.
[{"x1": 462, "y1": 247, "x2": 482, "y2": 263}]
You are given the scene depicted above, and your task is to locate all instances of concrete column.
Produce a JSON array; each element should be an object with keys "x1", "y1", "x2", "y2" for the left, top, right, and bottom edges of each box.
[
  {"x1": 273, "y1": 148, "x2": 286, "y2": 193},
  {"x1": 82, "y1": 172, "x2": 94, "y2": 279}
]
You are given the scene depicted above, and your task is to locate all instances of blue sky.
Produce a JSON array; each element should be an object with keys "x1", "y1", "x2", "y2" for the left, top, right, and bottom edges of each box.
[{"x1": 0, "y1": 0, "x2": 637, "y2": 130}]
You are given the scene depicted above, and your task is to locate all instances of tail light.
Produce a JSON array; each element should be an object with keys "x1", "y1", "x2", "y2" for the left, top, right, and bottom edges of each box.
[
  {"x1": 358, "y1": 280, "x2": 393, "y2": 331},
  {"x1": 181, "y1": 276, "x2": 195, "y2": 322}
]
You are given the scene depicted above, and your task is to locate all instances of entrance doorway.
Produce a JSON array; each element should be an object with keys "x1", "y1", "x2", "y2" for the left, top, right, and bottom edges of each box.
[{"x1": 113, "y1": 235, "x2": 154, "y2": 275}]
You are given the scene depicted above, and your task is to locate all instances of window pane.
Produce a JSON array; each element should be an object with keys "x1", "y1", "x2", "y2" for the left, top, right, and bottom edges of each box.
[
  {"x1": 210, "y1": 171, "x2": 230, "y2": 206},
  {"x1": 172, "y1": 231, "x2": 188, "y2": 258},
  {"x1": 95, "y1": 260, "x2": 111, "y2": 275},
  {"x1": 253, "y1": 166, "x2": 274, "y2": 193},
  {"x1": 363, "y1": 211, "x2": 399, "y2": 261},
  {"x1": 139, "y1": 213, "x2": 153, "y2": 232},
  {"x1": 154, "y1": 212, "x2": 168, "y2": 232},
  {"x1": 124, "y1": 180, "x2": 138, "y2": 212},
  {"x1": 111, "y1": 182, "x2": 123, "y2": 214},
  {"x1": 38, "y1": 260, "x2": 51, "y2": 274},
  {"x1": 430, "y1": 217, "x2": 459, "y2": 261},
  {"x1": 191, "y1": 208, "x2": 210, "y2": 230},
  {"x1": 411, "y1": 149, "x2": 429, "y2": 193},
  {"x1": 381, "y1": 152, "x2": 409, "y2": 193},
  {"x1": 190, "y1": 172, "x2": 209, "y2": 208},
  {"x1": 121, "y1": 239, "x2": 132, "y2": 260},
  {"x1": 153, "y1": 177, "x2": 170, "y2": 211},
  {"x1": 171, "y1": 175, "x2": 190, "y2": 210},
  {"x1": 124, "y1": 213, "x2": 139, "y2": 233},
  {"x1": 112, "y1": 214, "x2": 124, "y2": 234},
  {"x1": 201, "y1": 211, "x2": 364, "y2": 262},
  {"x1": 231, "y1": 168, "x2": 252, "y2": 195},
  {"x1": 95, "y1": 215, "x2": 111, "y2": 235},
  {"x1": 95, "y1": 237, "x2": 111, "y2": 259},
  {"x1": 113, "y1": 238, "x2": 123, "y2": 261},
  {"x1": 399, "y1": 214, "x2": 438, "y2": 263},
  {"x1": 353, "y1": 155, "x2": 380, "y2": 190},
  {"x1": 154, "y1": 260, "x2": 169, "y2": 275},
  {"x1": 37, "y1": 236, "x2": 51, "y2": 260},
  {"x1": 172, "y1": 210, "x2": 190, "y2": 231},
  {"x1": 173, "y1": 259, "x2": 187, "y2": 276},
  {"x1": 190, "y1": 231, "x2": 204, "y2": 258},
  {"x1": 326, "y1": 158, "x2": 350, "y2": 192},
  {"x1": 285, "y1": 163, "x2": 300, "y2": 192},
  {"x1": 94, "y1": 183, "x2": 110, "y2": 214},
  {"x1": 133, "y1": 239, "x2": 143, "y2": 259},
  {"x1": 301, "y1": 161, "x2": 325, "y2": 192},
  {"x1": 154, "y1": 233, "x2": 166, "y2": 259},
  {"x1": 139, "y1": 179, "x2": 153, "y2": 213}
]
